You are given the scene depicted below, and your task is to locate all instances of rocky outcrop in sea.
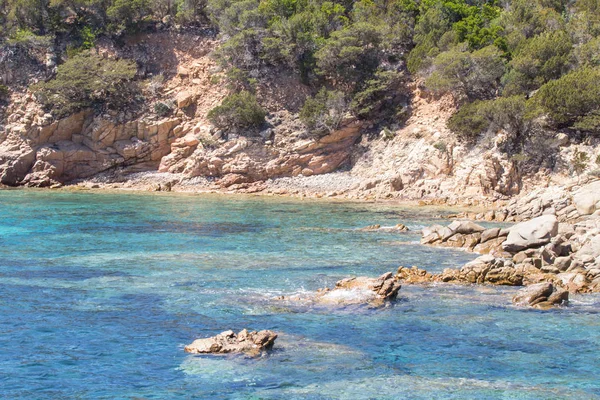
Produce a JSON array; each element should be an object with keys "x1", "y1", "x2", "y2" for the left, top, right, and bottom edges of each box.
[
  {"x1": 415, "y1": 211, "x2": 600, "y2": 294},
  {"x1": 278, "y1": 271, "x2": 402, "y2": 307},
  {"x1": 185, "y1": 329, "x2": 278, "y2": 356}
]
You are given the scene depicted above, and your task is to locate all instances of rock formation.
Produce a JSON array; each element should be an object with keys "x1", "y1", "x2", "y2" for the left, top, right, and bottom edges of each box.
[
  {"x1": 184, "y1": 329, "x2": 278, "y2": 356},
  {"x1": 512, "y1": 283, "x2": 569, "y2": 309},
  {"x1": 417, "y1": 212, "x2": 600, "y2": 293},
  {"x1": 0, "y1": 105, "x2": 182, "y2": 186},
  {"x1": 502, "y1": 215, "x2": 559, "y2": 253},
  {"x1": 279, "y1": 272, "x2": 401, "y2": 307}
]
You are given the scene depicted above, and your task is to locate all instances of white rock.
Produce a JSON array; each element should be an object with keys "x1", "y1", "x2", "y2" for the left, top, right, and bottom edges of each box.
[
  {"x1": 502, "y1": 215, "x2": 559, "y2": 253},
  {"x1": 573, "y1": 181, "x2": 600, "y2": 216}
]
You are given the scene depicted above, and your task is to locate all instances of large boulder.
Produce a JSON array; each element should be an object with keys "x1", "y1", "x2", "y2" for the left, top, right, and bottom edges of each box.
[
  {"x1": 512, "y1": 282, "x2": 568, "y2": 308},
  {"x1": 502, "y1": 215, "x2": 559, "y2": 253},
  {"x1": 184, "y1": 329, "x2": 277, "y2": 356},
  {"x1": 572, "y1": 181, "x2": 600, "y2": 216},
  {"x1": 0, "y1": 145, "x2": 36, "y2": 185}
]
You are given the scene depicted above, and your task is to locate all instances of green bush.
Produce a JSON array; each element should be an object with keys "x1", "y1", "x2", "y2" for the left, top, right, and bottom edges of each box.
[
  {"x1": 31, "y1": 51, "x2": 138, "y2": 117},
  {"x1": 207, "y1": 91, "x2": 266, "y2": 131},
  {"x1": 7, "y1": 28, "x2": 52, "y2": 47},
  {"x1": 447, "y1": 101, "x2": 490, "y2": 141},
  {"x1": 80, "y1": 26, "x2": 96, "y2": 50},
  {"x1": 576, "y1": 36, "x2": 600, "y2": 67},
  {"x1": 426, "y1": 45, "x2": 505, "y2": 101},
  {"x1": 0, "y1": 84, "x2": 9, "y2": 103},
  {"x1": 107, "y1": 0, "x2": 152, "y2": 30},
  {"x1": 503, "y1": 30, "x2": 573, "y2": 95},
  {"x1": 448, "y1": 95, "x2": 529, "y2": 142},
  {"x1": 351, "y1": 70, "x2": 408, "y2": 121},
  {"x1": 225, "y1": 67, "x2": 257, "y2": 91},
  {"x1": 529, "y1": 67, "x2": 600, "y2": 132},
  {"x1": 154, "y1": 101, "x2": 173, "y2": 117},
  {"x1": 300, "y1": 88, "x2": 347, "y2": 135},
  {"x1": 572, "y1": 149, "x2": 589, "y2": 175},
  {"x1": 314, "y1": 22, "x2": 384, "y2": 89}
]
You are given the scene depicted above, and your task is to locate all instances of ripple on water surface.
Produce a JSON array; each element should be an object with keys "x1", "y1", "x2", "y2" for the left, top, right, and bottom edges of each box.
[{"x1": 0, "y1": 190, "x2": 599, "y2": 399}]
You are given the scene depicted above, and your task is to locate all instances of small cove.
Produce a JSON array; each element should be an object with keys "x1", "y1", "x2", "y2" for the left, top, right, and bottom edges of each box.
[{"x1": 1, "y1": 190, "x2": 599, "y2": 399}]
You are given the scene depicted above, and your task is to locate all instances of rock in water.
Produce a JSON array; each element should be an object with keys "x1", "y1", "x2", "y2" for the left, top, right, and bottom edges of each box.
[
  {"x1": 184, "y1": 329, "x2": 278, "y2": 356},
  {"x1": 316, "y1": 272, "x2": 402, "y2": 306},
  {"x1": 512, "y1": 282, "x2": 568, "y2": 309},
  {"x1": 502, "y1": 215, "x2": 559, "y2": 253},
  {"x1": 359, "y1": 223, "x2": 409, "y2": 232},
  {"x1": 277, "y1": 272, "x2": 401, "y2": 307}
]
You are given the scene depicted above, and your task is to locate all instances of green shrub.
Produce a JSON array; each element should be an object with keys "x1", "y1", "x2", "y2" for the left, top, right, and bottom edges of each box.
[
  {"x1": 351, "y1": 70, "x2": 408, "y2": 121},
  {"x1": 207, "y1": 91, "x2": 266, "y2": 131},
  {"x1": 447, "y1": 101, "x2": 490, "y2": 141},
  {"x1": 7, "y1": 28, "x2": 52, "y2": 47},
  {"x1": 154, "y1": 101, "x2": 173, "y2": 117},
  {"x1": 80, "y1": 26, "x2": 96, "y2": 50},
  {"x1": 572, "y1": 149, "x2": 589, "y2": 175},
  {"x1": 0, "y1": 84, "x2": 9, "y2": 101},
  {"x1": 107, "y1": 0, "x2": 151, "y2": 30},
  {"x1": 314, "y1": 22, "x2": 384, "y2": 89},
  {"x1": 448, "y1": 95, "x2": 529, "y2": 142},
  {"x1": 299, "y1": 88, "x2": 347, "y2": 136},
  {"x1": 225, "y1": 67, "x2": 257, "y2": 91},
  {"x1": 433, "y1": 141, "x2": 447, "y2": 153},
  {"x1": 529, "y1": 67, "x2": 600, "y2": 132},
  {"x1": 503, "y1": 30, "x2": 573, "y2": 95},
  {"x1": 31, "y1": 51, "x2": 138, "y2": 117},
  {"x1": 426, "y1": 45, "x2": 505, "y2": 101},
  {"x1": 576, "y1": 36, "x2": 600, "y2": 67}
]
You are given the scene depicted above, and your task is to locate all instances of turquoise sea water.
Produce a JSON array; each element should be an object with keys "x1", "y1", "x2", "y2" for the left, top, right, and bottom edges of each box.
[{"x1": 1, "y1": 190, "x2": 599, "y2": 399}]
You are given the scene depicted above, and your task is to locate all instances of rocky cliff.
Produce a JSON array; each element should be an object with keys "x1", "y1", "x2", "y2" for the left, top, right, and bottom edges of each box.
[{"x1": 2, "y1": 29, "x2": 599, "y2": 205}]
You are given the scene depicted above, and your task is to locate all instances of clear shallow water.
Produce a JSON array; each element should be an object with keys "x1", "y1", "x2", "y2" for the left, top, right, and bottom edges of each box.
[{"x1": 0, "y1": 190, "x2": 599, "y2": 399}]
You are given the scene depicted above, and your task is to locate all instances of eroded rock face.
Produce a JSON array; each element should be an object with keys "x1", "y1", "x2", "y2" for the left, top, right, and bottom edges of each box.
[
  {"x1": 1, "y1": 108, "x2": 181, "y2": 186},
  {"x1": 512, "y1": 283, "x2": 568, "y2": 309},
  {"x1": 173, "y1": 122, "x2": 363, "y2": 187},
  {"x1": 184, "y1": 329, "x2": 277, "y2": 356}
]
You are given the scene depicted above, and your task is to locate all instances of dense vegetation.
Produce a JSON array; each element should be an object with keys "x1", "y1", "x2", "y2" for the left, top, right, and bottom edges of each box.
[
  {"x1": 2, "y1": 0, "x2": 600, "y2": 141},
  {"x1": 32, "y1": 51, "x2": 139, "y2": 117},
  {"x1": 207, "y1": 91, "x2": 266, "y2": 130}
]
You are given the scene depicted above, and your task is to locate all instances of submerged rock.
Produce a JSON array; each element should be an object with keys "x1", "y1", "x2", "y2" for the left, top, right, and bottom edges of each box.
[
  {"x1": 360, "y1": 224, "x2": 409, "y2": 232},
  {"x1": 185, "y1": 329, "x2": 278, "y2": 356},
  {"x1": 512, "y1": 283, "x2": 568, "y2": 309}
]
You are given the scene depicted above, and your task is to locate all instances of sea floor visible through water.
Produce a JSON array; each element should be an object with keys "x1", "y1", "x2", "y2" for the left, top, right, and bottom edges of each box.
[{"x1": 1, "y1": 190, "x2": 599, "y2": 399}]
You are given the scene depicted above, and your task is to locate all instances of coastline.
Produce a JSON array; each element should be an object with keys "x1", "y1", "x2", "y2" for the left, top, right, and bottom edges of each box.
[{"x1": 0, "y1": 168, "x2": 492, "y2": 214}]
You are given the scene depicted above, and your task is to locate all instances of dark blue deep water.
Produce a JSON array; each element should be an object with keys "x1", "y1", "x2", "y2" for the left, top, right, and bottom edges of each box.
[{"x1": 1, "y1": 190, "x2": 599, "y2": 399}]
